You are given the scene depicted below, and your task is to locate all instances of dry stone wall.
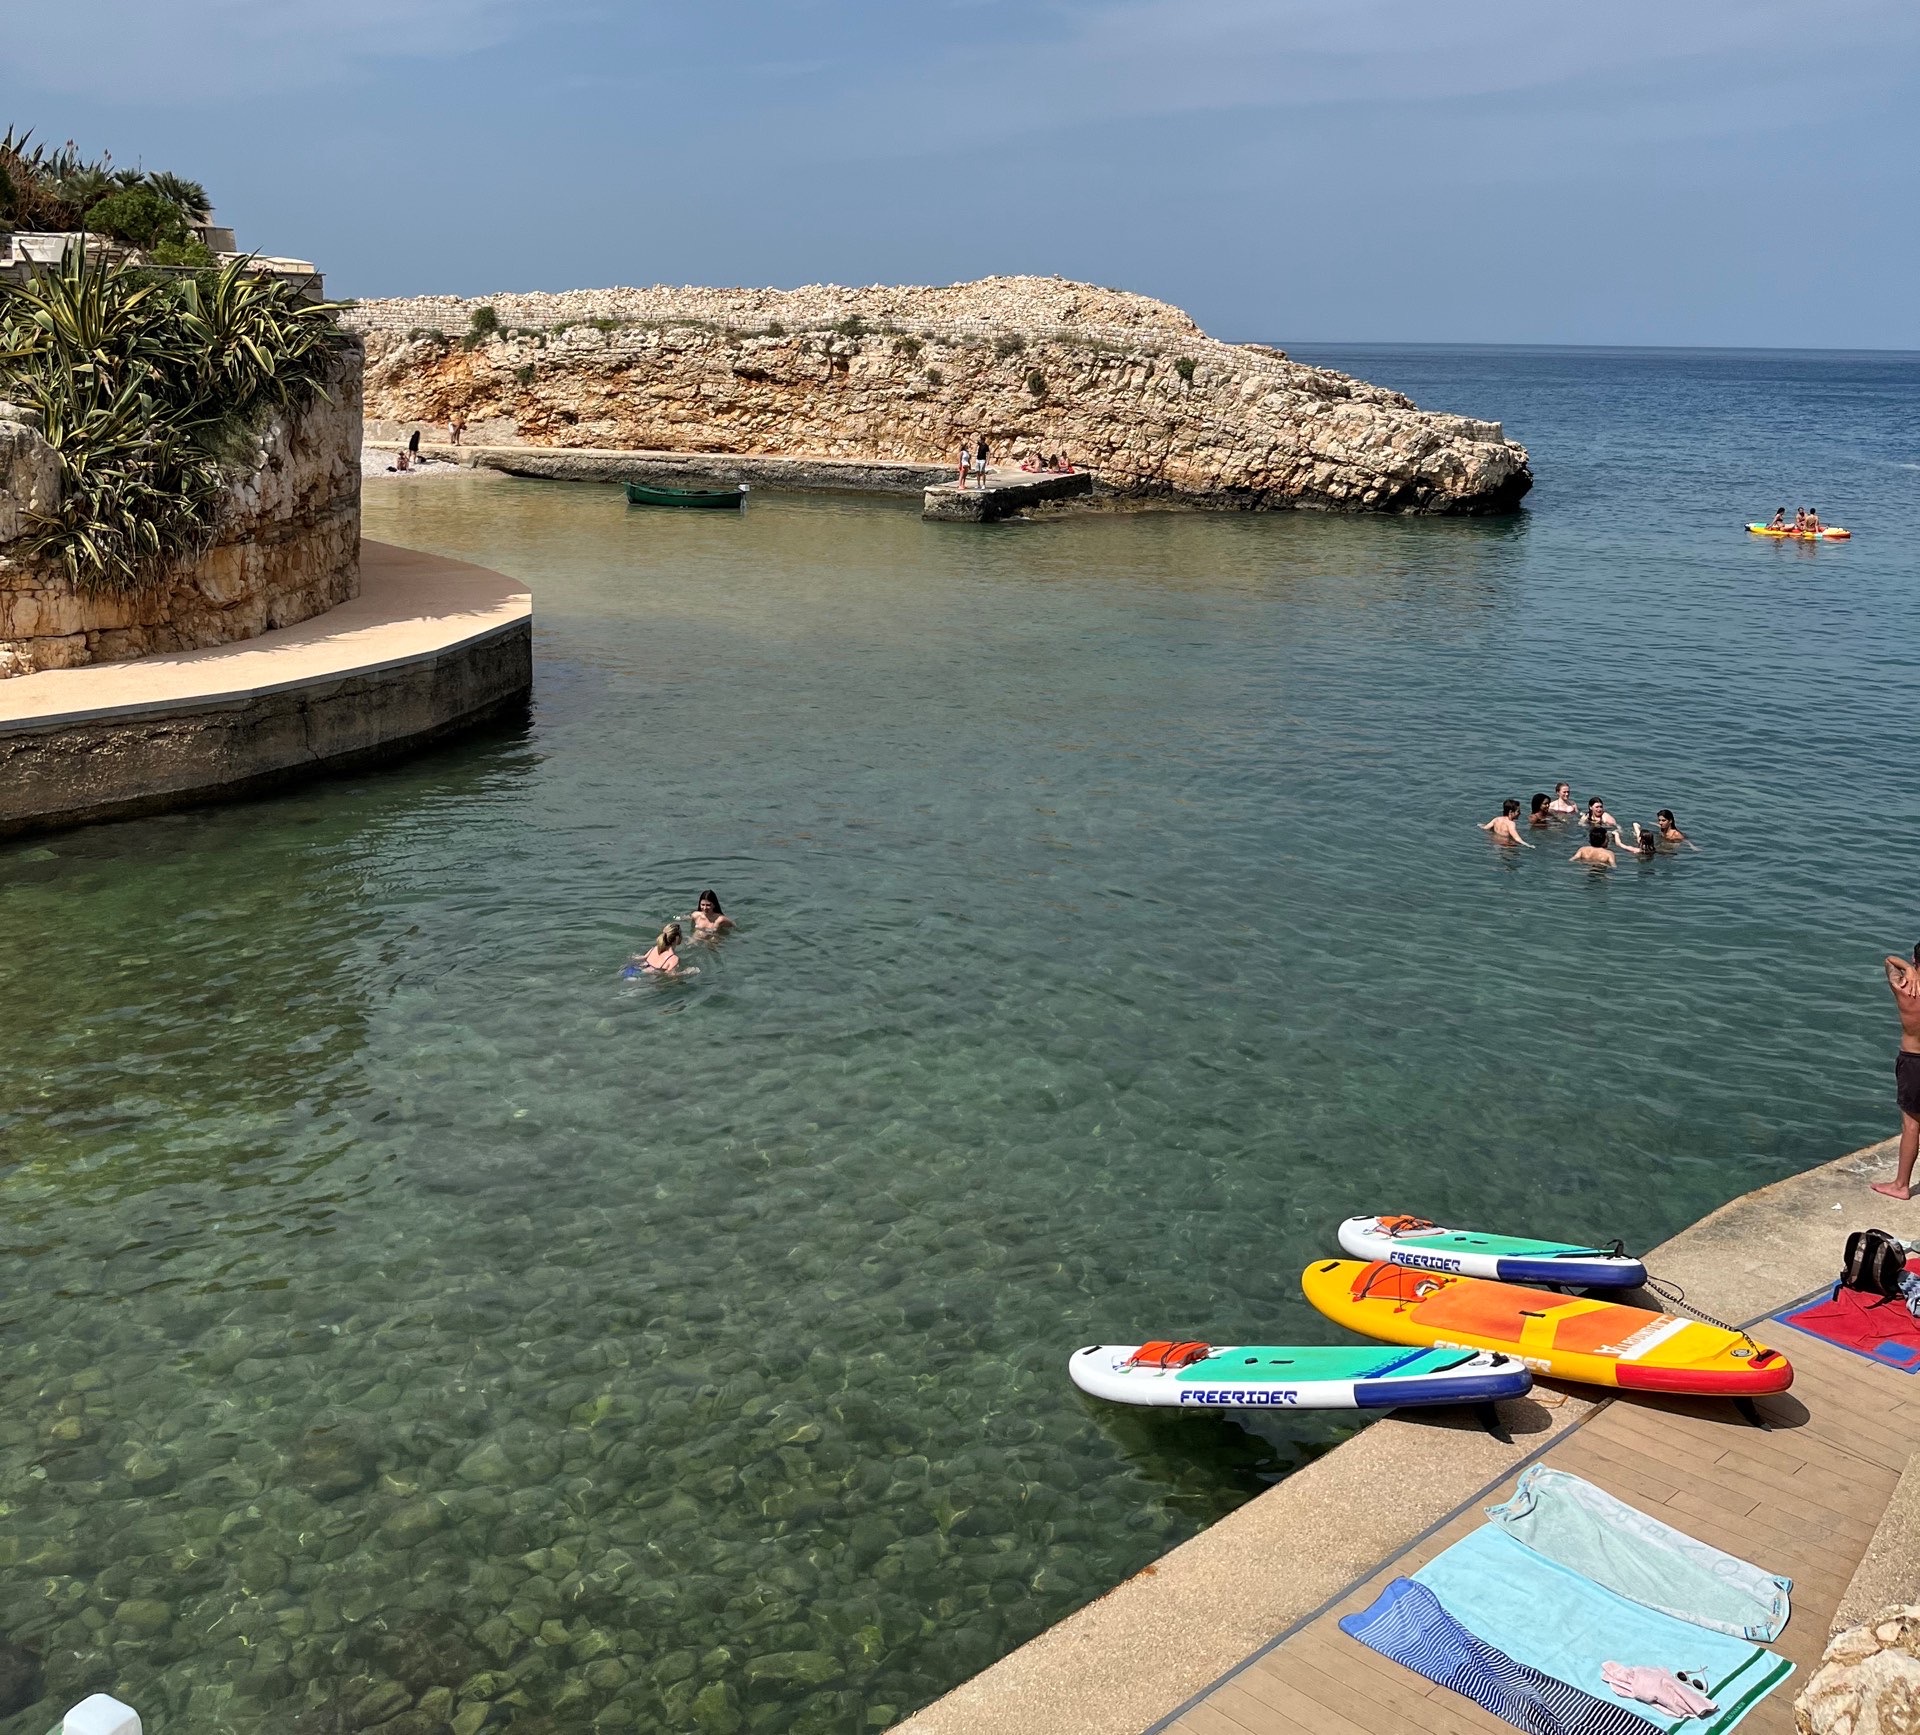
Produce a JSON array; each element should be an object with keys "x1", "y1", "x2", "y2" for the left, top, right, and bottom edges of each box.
[
  {"x1": 0, "y1": 344, "x2": 364, "y2": 677},
  {"x1": 346, "y1": 276, "x2": 1530, "y2": 514}
]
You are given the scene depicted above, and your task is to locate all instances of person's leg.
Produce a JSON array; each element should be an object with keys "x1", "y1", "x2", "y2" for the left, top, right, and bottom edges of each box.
[{"x1": 1872, "y1": 1111, "x2": 1918, "y2": 1199}]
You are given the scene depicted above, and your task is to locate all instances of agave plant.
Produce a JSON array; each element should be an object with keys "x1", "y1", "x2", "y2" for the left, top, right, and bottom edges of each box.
[
  {"x1": 1, "y1": 248, "x2": 349, "y2": 591},
  {"x1": 0, "y1": 130, "x2": 216, "y2": 237}
]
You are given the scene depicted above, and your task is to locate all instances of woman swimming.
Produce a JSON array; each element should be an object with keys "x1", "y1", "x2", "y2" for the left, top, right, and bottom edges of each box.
[
  {"x1": 1547, "y1": 782, "x2": 1579, "y2": 817},
  {"x1": 690, "y1": 889, "x2": 734, "y2": 935},
  {"x1": 1655, "y1": 809, "x2": 1698, "y2": 850},
  {"x1": 1529, "y1": 793, "x2": 1552, "y2": 830},
  {"x1": 634, "y1": 921, "x2": 691, "y2": 975}
]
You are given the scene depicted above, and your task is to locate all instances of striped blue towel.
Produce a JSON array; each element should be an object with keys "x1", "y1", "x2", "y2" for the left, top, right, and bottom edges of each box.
[
  {"x1": 1341, "y1": 1577, "x2": 1662, "y2": 1735},
  {"x1": 1414, "y1": 1526, "x2": 1792, "y2": 1734}
]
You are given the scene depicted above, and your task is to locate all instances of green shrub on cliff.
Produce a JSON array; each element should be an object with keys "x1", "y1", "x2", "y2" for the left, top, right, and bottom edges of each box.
[
  {"x1": 0, "y1": 129, "x2": 210, "y2": 236},
  {"x1": 0, "y1": 249, "x2": 349, "y2": 590},
  {"x1": 461, "y1": 305, "x2": 500, "y2": 349},
  {"x1": 83, "y1": 184, "x2": 192, "y2": 251}
]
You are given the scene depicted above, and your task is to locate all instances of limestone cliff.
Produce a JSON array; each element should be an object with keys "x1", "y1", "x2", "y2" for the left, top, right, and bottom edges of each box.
[
  {"x1": 0, "y1": 345, "x2": 362, "y2": 676},
  {"x1": 347, "y1": 277, "x2": 1530, "y2": 514}
]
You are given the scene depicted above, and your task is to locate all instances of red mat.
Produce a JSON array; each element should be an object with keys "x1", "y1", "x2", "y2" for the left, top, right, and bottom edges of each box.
[{"x1": 1776, "y1": 1258, "x2": 1920, "y2": 1373}]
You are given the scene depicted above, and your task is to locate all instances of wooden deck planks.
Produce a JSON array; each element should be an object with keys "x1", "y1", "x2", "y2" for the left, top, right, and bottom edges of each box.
[{"x1": 1158, "y1": 1329, "x2": 1916, "y2": 1735}]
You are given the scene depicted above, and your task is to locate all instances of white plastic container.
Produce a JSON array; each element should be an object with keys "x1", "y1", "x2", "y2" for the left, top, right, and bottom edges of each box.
[{"x1": 62, "y1": 1695, "x2": 141, "y2": 1735}]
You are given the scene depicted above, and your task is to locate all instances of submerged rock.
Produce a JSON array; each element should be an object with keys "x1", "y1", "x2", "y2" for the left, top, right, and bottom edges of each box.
[
  {"x1": 0, "y1": 1639, "x2": 44, "y2": 1718},
  {"x1": 287, "y1": 1425, "x2": 378, "y2": 1500}
]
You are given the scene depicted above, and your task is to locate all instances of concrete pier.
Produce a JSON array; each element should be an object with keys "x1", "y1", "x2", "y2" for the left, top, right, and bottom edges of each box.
[
  {"x1": 922, "y1": 467, "x2": 1094, "y2": 522},
  {"x1": 0, "y1": 540, "x2": 531, "y2": 837},
  {"x1": 371, "y1": 440, "x2": 949, "y2": 497},
  {"x1": 899, "y1": 1140, "x2": 1920, "y2": 1735}
]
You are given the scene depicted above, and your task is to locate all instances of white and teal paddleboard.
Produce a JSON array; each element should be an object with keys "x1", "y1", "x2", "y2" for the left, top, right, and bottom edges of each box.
[
  {"x1": 1068, "y1": 1340, "x2": 1532, "y2": 1411},
  {"x1": 1337, "y1": 1215, "x2": 1646, "y2": 1289}
]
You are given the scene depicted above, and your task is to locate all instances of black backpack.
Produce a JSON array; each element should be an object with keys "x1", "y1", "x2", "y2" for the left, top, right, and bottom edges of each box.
[{"x1": 1842, "y1": 1228, "x2": 1908, "y2": 1299}]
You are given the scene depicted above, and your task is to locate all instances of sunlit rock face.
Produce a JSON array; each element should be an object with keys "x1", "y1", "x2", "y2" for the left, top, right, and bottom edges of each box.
[{"x1": 348, "y1": 277, "x2": 1532, "y2": 515}]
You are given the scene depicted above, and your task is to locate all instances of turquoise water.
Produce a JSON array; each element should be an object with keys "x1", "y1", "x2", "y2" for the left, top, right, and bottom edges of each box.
[{"x1": 3, "y1": 347, "x2": 1918, "y2": 1734}]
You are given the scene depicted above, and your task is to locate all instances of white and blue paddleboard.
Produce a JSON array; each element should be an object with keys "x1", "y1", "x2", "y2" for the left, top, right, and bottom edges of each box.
[
  {"x1": 1337, "y1": 1215, "x2": 1646, "y2": 1290},
  {"x1": 1068, "y1": 1341, "x2": 1532, "y2": 1411}
]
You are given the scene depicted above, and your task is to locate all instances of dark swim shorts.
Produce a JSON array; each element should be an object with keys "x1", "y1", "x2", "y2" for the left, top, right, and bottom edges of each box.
[{"x1": 1898, "y1": 1052, "x2": 1920, "y2": 1119}]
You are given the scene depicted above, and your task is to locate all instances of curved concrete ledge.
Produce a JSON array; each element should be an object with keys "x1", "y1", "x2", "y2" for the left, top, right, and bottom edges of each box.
[
  {"x1": 0, "y1": 540, "x2": 531, "y2": 837},
  {"x1": 900, "y1": 1140, "x2": 1920, "y2": 1735}
]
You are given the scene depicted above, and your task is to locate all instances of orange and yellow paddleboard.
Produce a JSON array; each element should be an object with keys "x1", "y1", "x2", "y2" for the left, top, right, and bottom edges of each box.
[{"x1": 1302, "y1": 1259, "x2": 1793, "y2": 1397}]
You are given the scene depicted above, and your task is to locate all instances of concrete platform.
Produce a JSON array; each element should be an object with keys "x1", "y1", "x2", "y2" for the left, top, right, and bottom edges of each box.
[
  {"x1": 371, "y1": 439, "x2": 949, "y2": 496},
  {"x1": 0, "y1": 540, "x2": 531, "y2": 837},
  {"x1": 898, "y1": 1140, "x2": 1920, "y2": 1735},
  {"x1": 923, "y1": 466, "x2": 1094, "y2": 522}
]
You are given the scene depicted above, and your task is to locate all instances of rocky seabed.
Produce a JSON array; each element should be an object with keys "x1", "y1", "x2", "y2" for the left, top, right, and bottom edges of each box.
[{"x1": 346, "y1": 277, "x2": 1530, "y2": 514}]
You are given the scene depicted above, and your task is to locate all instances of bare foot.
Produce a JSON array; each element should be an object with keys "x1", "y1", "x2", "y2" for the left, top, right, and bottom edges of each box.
[{"x1": 1871, "y1": 1181, "x2": 1913, "y2": 1200}]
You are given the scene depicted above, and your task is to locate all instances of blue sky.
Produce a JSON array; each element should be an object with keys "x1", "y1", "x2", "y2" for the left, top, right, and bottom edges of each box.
[{"x1": 7, "y1": 0, "x2": 1917, "y2": 347}]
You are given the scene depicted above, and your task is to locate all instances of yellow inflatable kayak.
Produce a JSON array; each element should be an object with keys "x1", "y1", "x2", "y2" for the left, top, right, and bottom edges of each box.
[
  {"x1": 1302, "y1": 1260, "x2": 1792, "y2": 1396},
  {"x1": 1747, "y1": 522, "x2": 1851, "y2": 540}
]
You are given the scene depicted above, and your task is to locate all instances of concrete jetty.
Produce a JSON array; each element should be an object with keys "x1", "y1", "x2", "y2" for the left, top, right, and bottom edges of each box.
[
  {"x1": 370, "y1": 440, "x2": 949, "y2": 497},
  {"x1": 0, "y1": 540, "x2": 531, "y2": 837},
  {"x1": 899, "y1": 1140, "x2": 1920, "y2": 1735},
  {"x1": 922, "y1": 467, "x2": 1094, "y2": 522}
]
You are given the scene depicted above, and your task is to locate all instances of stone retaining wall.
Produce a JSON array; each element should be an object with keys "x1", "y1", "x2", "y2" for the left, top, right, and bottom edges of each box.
[
  {"x1": 0, "y1": 343, "x2": 364, "y2": 678},
  {"x1": 0, "y1": 541, "x2": 532, "y2": 838}
]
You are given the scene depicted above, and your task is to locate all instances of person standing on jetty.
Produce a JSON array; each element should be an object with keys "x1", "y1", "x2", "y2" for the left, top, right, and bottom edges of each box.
[
  {"x1": 1875, "y1": 947, "x2": 1920, "y2": 1200},
  {"x1": 975, "y1": 436, "x2": 990, "y2": 488},
  {"x1": 957, "y1": 443, "x2": 971, "y2": 488}
]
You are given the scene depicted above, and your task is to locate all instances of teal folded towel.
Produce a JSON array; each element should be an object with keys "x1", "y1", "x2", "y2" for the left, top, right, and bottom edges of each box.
[
  {"x1": 1414, "y1": 1526, "x2": 1792, "y2": 1735},
  {"x1": 1487, "y1": 1465, "x2": 1791, "y2": 1641}
]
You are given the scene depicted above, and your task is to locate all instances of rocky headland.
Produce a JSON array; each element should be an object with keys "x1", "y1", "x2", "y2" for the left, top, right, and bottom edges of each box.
[{"x1": 346, "y1": 277, "x2": 1531, "y2": 514}]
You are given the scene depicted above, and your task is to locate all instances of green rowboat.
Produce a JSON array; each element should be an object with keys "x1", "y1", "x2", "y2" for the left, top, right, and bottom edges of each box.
[{"x1": 625, "y1": 481, "x2": 747, "y2": 509}]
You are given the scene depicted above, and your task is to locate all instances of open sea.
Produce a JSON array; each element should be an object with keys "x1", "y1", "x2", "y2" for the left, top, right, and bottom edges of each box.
[{"x1": 3, "y1": 346, "x2": 1918, "y2": 1734}]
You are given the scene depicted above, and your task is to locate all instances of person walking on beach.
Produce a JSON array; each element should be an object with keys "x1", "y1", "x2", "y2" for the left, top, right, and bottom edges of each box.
[
  {"x1": 975, "y1": 436, "x2": 990, "y2": 488},
  {"x1": 1876, "y1": 947, "x2": 1920, "y2": 1200},
  {"x1": 1478, "y1": 799, "x2": 1534, "y2": 848}
]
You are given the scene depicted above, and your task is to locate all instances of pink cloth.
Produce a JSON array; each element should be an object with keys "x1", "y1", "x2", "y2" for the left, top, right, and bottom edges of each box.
[{"x1": 1600, "y1": 1662, "x2": 1717, "y2": 1717}]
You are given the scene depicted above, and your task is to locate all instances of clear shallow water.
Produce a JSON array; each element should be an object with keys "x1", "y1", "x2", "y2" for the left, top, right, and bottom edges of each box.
[{"x1": 3, "y1": 346, "x2": 1918, "y2": 1735}]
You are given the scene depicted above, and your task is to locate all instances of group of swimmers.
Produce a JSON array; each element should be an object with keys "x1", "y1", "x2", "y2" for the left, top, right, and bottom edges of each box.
[
  {"x1": 1765, "y1": 507, "x2": 1827, "y2": 535},
  {"x1": 626, "y1": 890, "x2": 733, "y2": 978},
  {"x1": 1479, "y1": 782, "x2": 1697, "y2": 867}
]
